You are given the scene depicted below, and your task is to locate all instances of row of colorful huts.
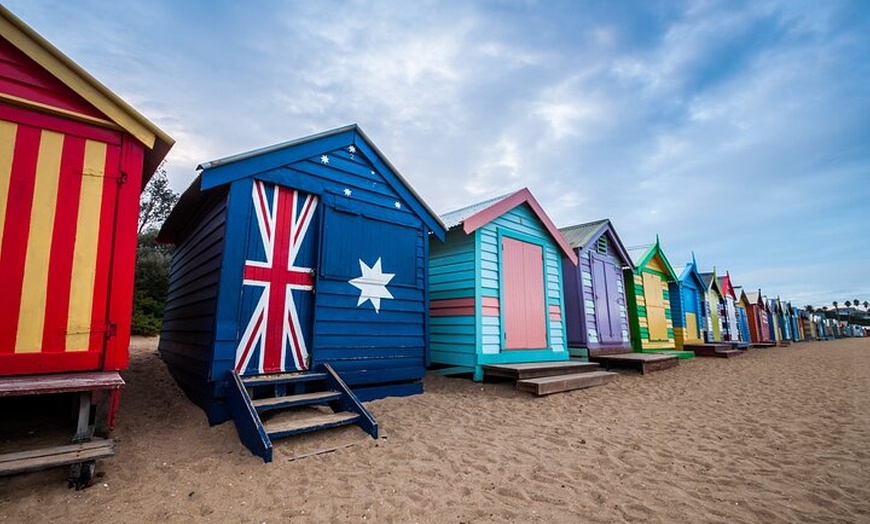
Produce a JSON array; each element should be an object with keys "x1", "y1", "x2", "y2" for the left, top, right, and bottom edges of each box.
[{"x1": 0, "y1": 5, "x2": 860, "y2": 472}]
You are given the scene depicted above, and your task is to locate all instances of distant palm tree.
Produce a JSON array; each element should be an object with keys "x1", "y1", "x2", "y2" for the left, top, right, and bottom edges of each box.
[
  {"x1": 864, "y1": 300, "x2": 869, "y2": 311},
  {"x1": 805, "y1": 305, "x2": 814, "y2": 313},
  {"x1": 833, "y1": 301, "x2": 839, "y2": 321}
]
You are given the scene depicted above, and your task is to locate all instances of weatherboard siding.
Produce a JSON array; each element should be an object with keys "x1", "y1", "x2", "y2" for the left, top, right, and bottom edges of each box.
[
  {"x1": 428, "y1": 201, "x2": 569, "y2": 374},
  {"x1": 159, "y1": 127, "x2": 444, "y2": 419},
  {"x1": 158, "y1": 188, "x2": 227, "y2": 404},
  {"x1": 626, "y1": 264, "x2": 675, "y2": 351},
  {"x1": 429, "y1": 228, "x2": 477, "y2": 364},
  {"x1": 567, "y1": 248, "x2": 631, "y2": 350},
  {"x1": 478, "y1": 204, "x2": 566, "y2": 353}
]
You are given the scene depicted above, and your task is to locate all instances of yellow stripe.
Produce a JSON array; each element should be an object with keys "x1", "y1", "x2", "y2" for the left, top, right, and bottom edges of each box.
[
  {"x1": 16, "y1": 130, "x2": 63, "y2": 352},
  {"x1": 66, "y1": 140, "x2": 107, "y2": 351},
  {"x1": 0, "y1": 120, "x2": 16, "y2": 252}
]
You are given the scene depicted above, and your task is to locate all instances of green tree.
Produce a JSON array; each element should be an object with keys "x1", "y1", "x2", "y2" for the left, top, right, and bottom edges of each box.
[
  {"x1": 138, "y1": 164, "x2": 178, "y2": 234},
  {"x1": 131, "y1": 231, "x2": 173, "y2": 336},
  {"x1": 132, "y1": 167, "x2": 178, "y2": 335}
]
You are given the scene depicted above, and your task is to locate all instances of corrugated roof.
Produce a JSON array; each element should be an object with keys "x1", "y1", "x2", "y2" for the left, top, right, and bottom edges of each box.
[
  {"x1": 439, "y1": 191, "x2": 515, "y2": 229},
  {"x1": 626, "y1": 244, "x2": 652, "y2": 266},
  {"x1": 699, "y1": 272, "x2": 715, "y2": 288},
  {"x1": 558, "y1": 219, "x2": 609, "y2": 249}
]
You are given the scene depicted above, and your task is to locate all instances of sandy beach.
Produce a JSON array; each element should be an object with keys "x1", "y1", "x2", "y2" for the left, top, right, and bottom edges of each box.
[{"x1": 1, "y1": 337, "x2": 868, "y2": 523}]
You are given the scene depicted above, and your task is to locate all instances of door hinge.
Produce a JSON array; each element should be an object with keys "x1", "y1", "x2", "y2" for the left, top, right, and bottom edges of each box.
[
  {"x1": 117, "y1": 171, "x2": 128, "y2": 186},
  {"x1": 105, "y1": 322, "x2": 117, "y2": 339}
]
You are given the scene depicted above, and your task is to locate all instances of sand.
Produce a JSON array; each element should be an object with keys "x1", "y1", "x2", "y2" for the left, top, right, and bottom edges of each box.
[{"x1": 1, "y1": 337, "x2": 869, "y2": 523}]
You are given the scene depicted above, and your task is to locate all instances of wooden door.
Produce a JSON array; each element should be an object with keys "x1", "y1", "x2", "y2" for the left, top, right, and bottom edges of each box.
[
  {"x1": 234, "y1": 181, "x2": 319, "y2": 375},
  {"x1": 642, "y1": 272, "x2": 668, "y2": 341},
  {"x1": 682, "y1": 286, "x2": 702, "y2": 342},
  {"x1": 502, "y1": 237, "x2": 546, "y2": 350},
  {"x1": 685, "y1": 313, "x2": 699, "y2": 342},
  {"x1": 591, "y1": 254, "x2": 622, "y2": 344}
]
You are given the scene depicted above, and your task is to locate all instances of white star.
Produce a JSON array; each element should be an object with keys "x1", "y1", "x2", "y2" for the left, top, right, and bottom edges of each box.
[
  {"x1": 348, "y1": 257, "x2": 394, "y2": 313},
  {"x1": 394, "y1": 201, "x2": 402, "y2": 209},
  {"x1": 321, "y1": 155, "x2": 329, "y2": 163},
  {"x1": 370, "y1": 170, "x2": 375, "y2": 175},
  {"x1": 348, "y1": 145, "x2": 356, "y2": 154},
  {"x1": 343, "y1": 188, "x2": 352, "y2": 197}
]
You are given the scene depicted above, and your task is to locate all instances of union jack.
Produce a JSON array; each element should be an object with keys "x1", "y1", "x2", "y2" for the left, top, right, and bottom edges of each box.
[{"x1": 235, "y1": 181, "x2": 317, "y2": 374}]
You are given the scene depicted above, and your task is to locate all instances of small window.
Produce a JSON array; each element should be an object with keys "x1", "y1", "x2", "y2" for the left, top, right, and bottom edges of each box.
[{"x1": 596, "y1": 236, "x2": 608, "y2": 255}]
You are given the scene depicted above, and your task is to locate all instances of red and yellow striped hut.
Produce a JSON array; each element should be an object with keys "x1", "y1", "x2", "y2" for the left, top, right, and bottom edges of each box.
[{"x1": 0, "y1": 6, "x2": 173, "y2": 376}]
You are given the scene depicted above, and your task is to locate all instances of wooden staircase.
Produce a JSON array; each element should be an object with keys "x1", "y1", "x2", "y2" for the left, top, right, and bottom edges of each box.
[
  {"x1": 482, "y1": 361, "x2": 618, "y2": 396},
  {"x1": 226, "y1": 364, "x2": 377, "y2": 462}
]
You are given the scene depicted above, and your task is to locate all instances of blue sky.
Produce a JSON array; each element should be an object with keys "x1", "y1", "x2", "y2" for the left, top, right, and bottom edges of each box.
[{"x1": 7, "y1": 0, "x2": 869, "y2": 308}]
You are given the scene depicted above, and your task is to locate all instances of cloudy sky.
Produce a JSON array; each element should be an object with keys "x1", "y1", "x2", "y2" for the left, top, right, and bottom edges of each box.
[{"x1": 7, "y1": 0, "x2": 868, "y2": 308}]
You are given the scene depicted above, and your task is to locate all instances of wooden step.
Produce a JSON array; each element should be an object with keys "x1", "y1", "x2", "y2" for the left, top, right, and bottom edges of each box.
[
  {"x1": 251, "y1": 391, "x2": 341, "y2": 413},
  {"x1": 482, "y1": 361, "x2": 601, "y2": 380},
  {"x1": 0, "y1": 439, "x2": 114, "y2": 476},
  {"x1": 516, "y1": 371, "x2": 617, "y2": 396},
  {"x1": 264, "y1": 411, "x2": 360, "y2": 440},
  {"x1": 241, "y1": 372, "x2": 326, "y2": 387}
]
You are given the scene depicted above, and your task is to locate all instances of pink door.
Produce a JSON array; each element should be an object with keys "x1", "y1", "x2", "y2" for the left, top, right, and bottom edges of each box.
[{"x1": 502, "y1": 237, "x2": 547, "y2": 350}]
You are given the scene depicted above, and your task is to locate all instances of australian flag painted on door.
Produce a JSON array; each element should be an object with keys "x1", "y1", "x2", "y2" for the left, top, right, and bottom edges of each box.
[
  {"x1": 236, "y1": 181, "x2": 319, "y2": 375},
  {"x1": 157, "y1": 125, "x2": 446, "y2": 423}
]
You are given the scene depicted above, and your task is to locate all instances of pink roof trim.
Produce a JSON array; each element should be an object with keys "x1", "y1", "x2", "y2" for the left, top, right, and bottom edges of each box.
[{"x1": 461, "y1": 188, "x2": 578, "y2": 265}]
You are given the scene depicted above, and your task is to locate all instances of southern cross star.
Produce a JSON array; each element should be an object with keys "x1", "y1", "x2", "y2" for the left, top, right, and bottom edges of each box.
[{"x1": 348, "y1": 257, "x2": 395, "y2": 313}]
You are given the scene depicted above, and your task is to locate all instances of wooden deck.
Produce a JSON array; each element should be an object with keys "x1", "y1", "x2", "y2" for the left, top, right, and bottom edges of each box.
[
  {"x1": 0, "y1": 372, "x2": 124, "y2": 397},
  {"x1": 588, "y1": 353, "x2": 679, "y2": 375},
  {"x1": 587, "y1": 346, "x2": 634, "y2": 358},
  {"x1": 482, "y1": 361, "x2": 617, "y2": 396},
  {"x1": 682, "y1": 344, "x2": 742, "y2": 358},
  {"x1": 482, "y1": 361, "x2": 601, "y2": 380}
]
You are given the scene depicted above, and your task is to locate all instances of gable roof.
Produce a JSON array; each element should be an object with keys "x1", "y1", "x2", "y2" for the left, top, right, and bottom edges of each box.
[
  {"x1": 676, "y1": 260, "x2": 706, "y2": 291},
  {"x1": 440, "y1": 191, "x2": 512, "y2": 230},
  {"x1": 625, "y1": 237, "x2": 678, "y2": 281},
  {"x1": 0, "y1": 6, "x2": 173, "y2": 183},
  {"x1": 193, "y1": 124, "x2": 445, "y2": 240},
  {"x1": 699, "y1": 270, "x2": 725, "y2": 298},
  {"x1": 745, "y1": 289, "x2": 765, "y2": 307},
  {"x1": 439, "y1": 188, "x2": 577, "y2": 264},
  {"x1": 558, "y1": 218, "x2": 633, "y2": 269},
  {"x1": 718, "y1": 272, "x2": 738, "y2": 300}
]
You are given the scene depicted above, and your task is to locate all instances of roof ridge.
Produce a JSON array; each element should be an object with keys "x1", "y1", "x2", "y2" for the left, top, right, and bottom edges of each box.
[
  {"x1": 439, "y1": 190, "x2": 517, "y2": 219},
  {"x1": 558, "y1": 218, "x2": 609, "y2": 231}
]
